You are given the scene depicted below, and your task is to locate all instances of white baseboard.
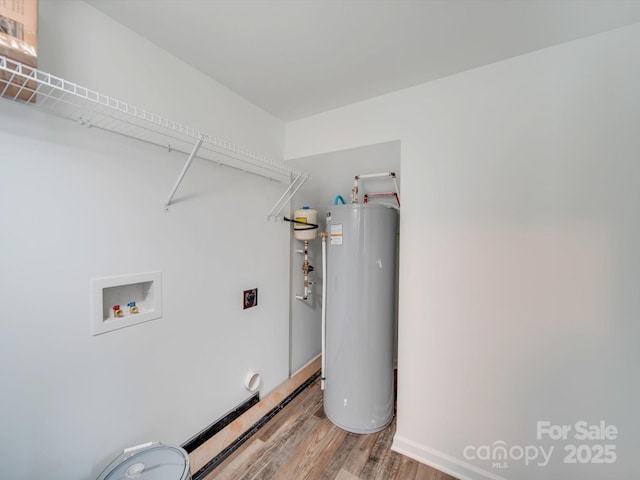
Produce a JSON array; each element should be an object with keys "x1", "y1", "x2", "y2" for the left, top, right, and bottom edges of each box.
[
  {"x1": 391, "y1": 435, "x2": 509, "y2": 480},
  {"x1": 291, "y1": 352, "x2": 321, "y2": 378}
]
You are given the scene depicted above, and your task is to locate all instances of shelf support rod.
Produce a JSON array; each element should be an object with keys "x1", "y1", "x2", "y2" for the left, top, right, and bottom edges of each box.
[
  {"x1": 267, "y1": 173, "x2": 308, "y2": 220},
  {"x1": 164, "y1": 136, "x2": 204, "y2": 211}
]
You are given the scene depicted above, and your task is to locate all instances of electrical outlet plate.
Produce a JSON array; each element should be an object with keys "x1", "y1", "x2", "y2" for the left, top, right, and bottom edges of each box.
[{"x1": 243, "y1": 288, "x2": 258, "y2": 309}]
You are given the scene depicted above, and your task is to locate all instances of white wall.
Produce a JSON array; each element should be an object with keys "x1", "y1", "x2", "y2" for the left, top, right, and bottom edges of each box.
[
  {"x1": 0, "y1": 2, "x2": 289, "y2": 479},
  {"x1": 285, "y1": 141, "x2": 400, "y2": 373},
  {"x1": 286, "y1": 23, "x2": 640, "y2": 480}
]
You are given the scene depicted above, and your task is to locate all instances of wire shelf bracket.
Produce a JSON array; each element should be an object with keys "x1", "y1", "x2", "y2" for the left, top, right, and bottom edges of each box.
[
  {"x1": 266, "y1": 173, "x2": 308, "y2": 221},
  {"x1": 0, "y1": 55, "x2": 310, "y2": 216},
  {"x1": 164, "y1": 136, "x2": 204, "y2": 211}
]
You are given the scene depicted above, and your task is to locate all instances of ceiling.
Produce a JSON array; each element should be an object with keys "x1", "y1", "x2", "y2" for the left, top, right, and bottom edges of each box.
[{"x1": 86, "y1": 0, "x2": 640, "y2": 122}]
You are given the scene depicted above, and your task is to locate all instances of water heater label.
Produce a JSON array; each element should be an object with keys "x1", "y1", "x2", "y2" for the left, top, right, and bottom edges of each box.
[{"x1": 330, "y1": 224, "x2": 343, "y2": 245}]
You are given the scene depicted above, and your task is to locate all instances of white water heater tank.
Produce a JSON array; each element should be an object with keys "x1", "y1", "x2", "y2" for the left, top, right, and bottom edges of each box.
[
  {"x1": 324, "y1": 204, "x2": 398, "y2": 434},
  {"x1": 293, "y1": 206, "x2": 318, "y2": 241}
]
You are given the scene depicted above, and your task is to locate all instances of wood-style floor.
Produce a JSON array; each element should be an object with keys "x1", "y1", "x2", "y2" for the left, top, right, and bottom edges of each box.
[{"x1": 205, "y1": 378, "x2": 457, "y2": 480}]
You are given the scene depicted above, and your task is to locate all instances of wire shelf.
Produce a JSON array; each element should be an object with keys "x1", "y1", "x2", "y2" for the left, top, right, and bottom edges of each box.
[{"x1": 0, "y1": 55, "x2": 309, "y2": 216}]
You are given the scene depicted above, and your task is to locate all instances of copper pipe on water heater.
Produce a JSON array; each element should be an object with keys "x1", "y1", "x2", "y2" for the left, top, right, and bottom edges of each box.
[{"x1": 351, "y1": 172, "x2": 400, "y2": 205}]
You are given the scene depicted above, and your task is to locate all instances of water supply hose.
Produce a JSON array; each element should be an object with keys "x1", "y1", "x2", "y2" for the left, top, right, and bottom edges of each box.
[{"x1": 334, "y1": 195, "x2": 346, "y2": 205}]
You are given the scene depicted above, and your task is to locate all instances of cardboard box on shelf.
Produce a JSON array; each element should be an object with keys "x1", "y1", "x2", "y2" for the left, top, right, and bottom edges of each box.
[{"x1": 0, "y1": 0, "x2": 38, "y2": 102}]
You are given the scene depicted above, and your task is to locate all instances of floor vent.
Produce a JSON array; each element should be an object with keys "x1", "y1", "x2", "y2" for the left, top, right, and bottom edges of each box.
[
  {"x1": 182, "y1": 393, "x2": 260, "y2": 454},
  {"x1": 192, "y1": 370, "x2": 321, "y2": 480}
]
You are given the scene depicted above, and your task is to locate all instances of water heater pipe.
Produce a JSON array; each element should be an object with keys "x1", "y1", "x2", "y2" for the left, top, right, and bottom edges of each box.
[
  {"x1": 351, "y1": 171, "x2": 399, "y2": 204},
  {"x1": 296, "y1": 240, "x2": 312, "y2": 301},
  {"x1": 321, "y1": 232, "x2": 327, "y2": 390},
  {"x1": 364, "y1": 192, "x2": 401, "y2": 207},
  {"x1": 351, "y1": 177, "x2": 359, "y2": 203}
]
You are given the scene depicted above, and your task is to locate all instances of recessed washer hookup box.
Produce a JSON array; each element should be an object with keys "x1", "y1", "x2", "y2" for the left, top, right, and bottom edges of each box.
[{"x1": 0, "y1": 0, "x2": 38, "y2": 102}]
